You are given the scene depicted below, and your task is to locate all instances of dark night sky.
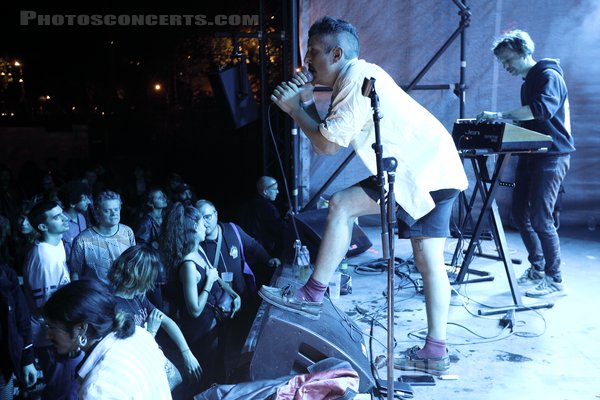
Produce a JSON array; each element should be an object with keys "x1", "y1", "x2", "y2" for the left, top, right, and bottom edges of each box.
[
  {"x1": 1, "y1": 1, "x2": 268, "y2": 107},
  {"x1": 1, "y1": 1, "x2": 280, "y2": 214}
]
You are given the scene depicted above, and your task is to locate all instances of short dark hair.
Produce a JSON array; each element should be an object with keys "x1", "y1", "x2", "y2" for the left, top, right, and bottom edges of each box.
[
  {"x1": 60, "y1": 180, "x2": 91, "y2": 208},
  {"x1": 29, "y1": 200, "x2": 60, "y2": 233},
  {"x1": 308, "y1": 16, "x2": 360, "y2": 59},
  {"x1": 44, "y1": 279, "x2": 135, "y2": 341},
  {"x1": 492, "y1": 29, "x2": 535, "y2": 57}
]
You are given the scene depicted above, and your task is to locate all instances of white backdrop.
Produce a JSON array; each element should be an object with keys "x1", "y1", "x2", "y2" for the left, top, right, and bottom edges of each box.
[{"x1": 297, "y1": 0, "x2": 600, "y2": 228}]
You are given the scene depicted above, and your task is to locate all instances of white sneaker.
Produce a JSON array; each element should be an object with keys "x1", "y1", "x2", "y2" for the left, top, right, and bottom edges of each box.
[
  {"x1": 517, "y1": 267, "x2": 545, "y2": 285},
  {"x1": 525, "y1": 276, "x2": 566, "y2": 298}
]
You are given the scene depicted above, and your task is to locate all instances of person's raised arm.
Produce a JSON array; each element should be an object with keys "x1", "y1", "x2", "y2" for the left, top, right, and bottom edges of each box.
[{"x1": 272, "y1": 76, "x2": 341, "y2": 155}]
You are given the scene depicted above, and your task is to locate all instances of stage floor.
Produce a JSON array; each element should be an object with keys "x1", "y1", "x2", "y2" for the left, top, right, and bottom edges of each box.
[{"x1": 318, "y1": 221, "x2": 600, "y2": 400}]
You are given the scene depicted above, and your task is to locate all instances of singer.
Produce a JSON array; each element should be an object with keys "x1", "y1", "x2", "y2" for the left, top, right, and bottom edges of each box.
[{"x1": 260, "y1": 17, "x2": 467, "y2": 375}]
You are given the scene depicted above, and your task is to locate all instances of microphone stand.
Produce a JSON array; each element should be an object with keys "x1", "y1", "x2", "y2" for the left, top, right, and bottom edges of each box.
[{"x1": 362, "y1": 78, "x2": 402, "y2": 399}]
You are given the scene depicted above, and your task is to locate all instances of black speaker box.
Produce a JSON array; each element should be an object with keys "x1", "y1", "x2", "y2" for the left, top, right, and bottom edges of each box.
[
  {"x1": 286, "y1": 208, "x2": 372, "y2": 263},
  {"x1": 248, "y1": 299, "x2": 375, "y2": 393},
  {"x1": 208, "y1": 62, "x2": 258, "y2": 129}
]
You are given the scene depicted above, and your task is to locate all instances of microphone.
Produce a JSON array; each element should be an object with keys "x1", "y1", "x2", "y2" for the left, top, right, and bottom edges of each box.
[{"x1": 271, "y1": 67, "x2": 314, "y2": 104}]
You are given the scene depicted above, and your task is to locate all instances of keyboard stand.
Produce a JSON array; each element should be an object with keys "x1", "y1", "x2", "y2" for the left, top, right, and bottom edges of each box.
[{"x1": 451, "y1": 150, "x2": 554, "y2": 315}]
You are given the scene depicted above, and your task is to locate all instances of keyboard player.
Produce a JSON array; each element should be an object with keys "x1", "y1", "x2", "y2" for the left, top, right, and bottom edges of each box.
[{"x1": 476, "y1": 29, "x2": 575, "y2": 298}]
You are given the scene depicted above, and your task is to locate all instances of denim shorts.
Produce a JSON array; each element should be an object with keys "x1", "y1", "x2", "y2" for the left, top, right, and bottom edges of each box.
[{"x1": 358, "y1": 176, "x2": 459, "y2": 238}]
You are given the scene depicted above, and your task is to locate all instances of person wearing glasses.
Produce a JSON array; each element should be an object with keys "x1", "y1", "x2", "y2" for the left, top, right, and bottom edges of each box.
[
  {"x1": 160, "y1": 202, "x2": 239, "y2": 392},
  {"x1": 196, "y1": 199, "x2": 280, "y2": 380},
  {"x1": 237, "y1": 176, "x2": 287, "y2": 258}
]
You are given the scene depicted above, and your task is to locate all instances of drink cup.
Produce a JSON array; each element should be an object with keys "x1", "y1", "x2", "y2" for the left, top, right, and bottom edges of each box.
[
  {"x1": 221, "y1": 271, "x2": 233, "y2": 284},
  {"x1": 328, "y1": 271, "x2": 341, "y2": 300}
]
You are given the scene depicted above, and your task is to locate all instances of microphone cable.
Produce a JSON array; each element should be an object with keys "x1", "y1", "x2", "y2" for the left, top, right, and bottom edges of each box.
[{"x1": 267, "y1": 102, "x2": 302, "y2": 244}]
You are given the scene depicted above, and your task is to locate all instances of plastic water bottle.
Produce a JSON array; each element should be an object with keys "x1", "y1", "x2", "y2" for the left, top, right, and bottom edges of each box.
[
  {"x1": 292, "y1": 240, "x2": 311, "y2": 284},
  {"x1": 298, "y1": 245, "x2": 311, "y2": 284}
]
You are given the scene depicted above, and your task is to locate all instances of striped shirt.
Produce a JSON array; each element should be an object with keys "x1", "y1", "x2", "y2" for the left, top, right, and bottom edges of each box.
[
  {"x1": 77, "y1": 327, "x2": 171, "y2": 399},
  {"x1": 70, "y1": 224, "x2": 135, "y2": 285}
]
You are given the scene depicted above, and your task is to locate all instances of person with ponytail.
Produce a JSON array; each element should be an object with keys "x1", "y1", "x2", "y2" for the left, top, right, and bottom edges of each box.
[
  {"x1": 160, "y1": 202, "x2": 240, "y2": 392},
  {"x1": 44, "y1": 279, "x2": 172, "y2": 399}
]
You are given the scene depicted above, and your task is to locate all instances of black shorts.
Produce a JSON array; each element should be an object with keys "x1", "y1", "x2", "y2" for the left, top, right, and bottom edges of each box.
[{"x1": 358, "y1": 176, "x2": 459, "y2": 238}]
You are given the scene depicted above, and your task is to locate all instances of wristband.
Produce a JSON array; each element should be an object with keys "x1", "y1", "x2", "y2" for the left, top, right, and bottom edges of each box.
[
  {"x1": 300, "y1": 98, "x2": 315, "y2": 108},
  {"x1": 203, "y1": 289, "x2": 210, "y2": 295}
]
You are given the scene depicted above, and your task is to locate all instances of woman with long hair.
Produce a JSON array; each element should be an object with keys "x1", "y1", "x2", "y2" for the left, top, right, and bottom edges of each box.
[
  {"x1": 44, "y1": 279, "x2": 171, "y2": 399},
  {"x1": 160, "y1": 202, "x2": 240, "y2": 391},
  {"x1": 108, "y1": 244, "x2": 202, "y2": 387}
]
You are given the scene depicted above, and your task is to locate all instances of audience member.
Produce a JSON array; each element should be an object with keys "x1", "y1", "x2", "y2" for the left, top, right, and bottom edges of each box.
[
  {"x1": 160, "y1": 203, "x2": 240, "y2": 392},
  {"x1": 237, "y1": 176, "x2": 287, "y2": 257},
  {"x1": 58, "y1": 180, "x2": 91, "y2": 269},
  {"x1": 70, "y1": 190, "x2": 135, "y2": 283},
  {"x1": 0, "y1": 215, "x2": 9, "y2": 266},
  {"x1": 174, "y1": 183, "x2": 196, "y2": 207},
  {"x1": 122, "y1": 165, "x2": 152, "y2": 226},
  {"x1": 0, "y1": 261, "x2": 37, "y2": 398},
  {"x1": 44, "y1": 279, "x2": 172, "y2": 399},
  {"x1": 198, "y1": 199, "x2": 280, "y2": 300},
  {"x1": 164, "y1": 173, "x2": 184, "y2": 204},
  {"x1": 8, "y1": 201, "x2": 40, "y2": 275},
  {"x1": 196, "y1": 199, "x2": 280, "y2": 379},
  {"x1": 0, "y1": 164, "x2": 23, "y2": 246},
  {"x1": 135, "y1": 189, "x2": 169, "y2": 309},
  {"x1": 82, "y1": 163, "x2": 107, "y2": 197},
  {"x1": 22, "y1": 200, "x2": 81, "y2": 399},
  {"x1": 30, "y1": 173, "x2": 57, "y2": 205},
  {"x1": 108, "y1": 245, "x2": 202, "y2": 387}
]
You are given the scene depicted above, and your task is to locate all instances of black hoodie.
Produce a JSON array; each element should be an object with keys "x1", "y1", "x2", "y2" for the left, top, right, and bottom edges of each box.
[{"x1": 521, "y1": 58, "x2": 576, "y2": 154}]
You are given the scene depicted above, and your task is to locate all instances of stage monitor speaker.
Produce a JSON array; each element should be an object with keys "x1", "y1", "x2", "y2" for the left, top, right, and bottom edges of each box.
[
  {"x1": 209, "y1": 62, "x2": 258, "y2": 129},
  {"x1": 248, "y1": 299, "x2": 375, "y2": 393},
  {"x1": 289, "y1": 208, "x2": 372, "y2": 263}
]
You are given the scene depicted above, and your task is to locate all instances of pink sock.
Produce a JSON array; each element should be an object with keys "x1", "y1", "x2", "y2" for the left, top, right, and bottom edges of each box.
[
  {"x1": 416, "y1": 336, "x2": 447, "y2": 359},
  {"x1": 296, "y1": 276, "x2": 328, "y2": 302}
]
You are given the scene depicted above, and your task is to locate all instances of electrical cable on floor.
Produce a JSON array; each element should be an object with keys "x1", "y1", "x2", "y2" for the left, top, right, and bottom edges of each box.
[
  {"x1": 406, "y1": 324, "x2": 514, "y2": 345},
  {"x1": 450, "y1": 285, "x2": 548, "y2": 338}
]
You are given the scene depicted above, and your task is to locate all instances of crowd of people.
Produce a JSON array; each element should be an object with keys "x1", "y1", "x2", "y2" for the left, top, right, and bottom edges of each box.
[{"x1": 0, "y1": 159, "x2": 286, "y2": 399}]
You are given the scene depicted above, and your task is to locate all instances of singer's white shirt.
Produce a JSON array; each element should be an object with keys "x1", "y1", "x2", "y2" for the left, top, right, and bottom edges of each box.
[{"x1": 319, "y1": 58, "x2": 468, "y2": 221}]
